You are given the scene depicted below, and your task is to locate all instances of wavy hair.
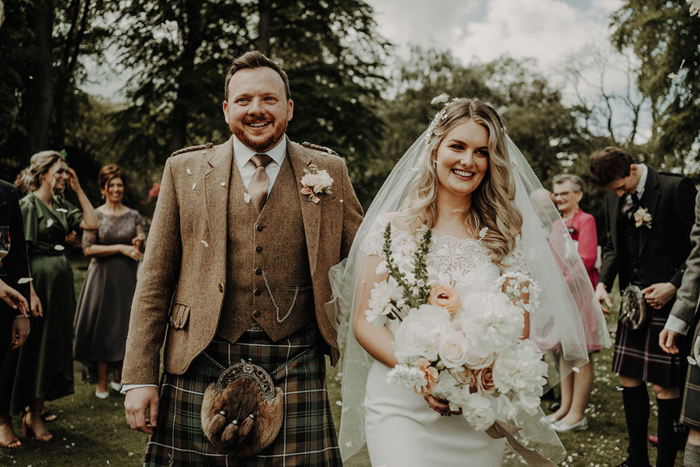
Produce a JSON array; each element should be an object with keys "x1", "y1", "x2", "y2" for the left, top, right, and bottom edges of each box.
[
  {"x1": 16, "y1": 151, "x2": 63, "y2": 195},
  {"x1": 395, "y1": 98, "x2": 523, "y2": 264}
]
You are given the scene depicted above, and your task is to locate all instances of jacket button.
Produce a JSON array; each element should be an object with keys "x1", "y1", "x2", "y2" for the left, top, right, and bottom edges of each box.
[
  {"x1": 255, "y1": 268, "x2": 262, "y2": 275},
  {"x1": 252, "y1": 310, "x2": 261, "y2": 318},
  {"x1": 256, "y1": 224, "x2": 264, "y2": 232},
  {"x1": 218, "y1": 283, "x2": 224, "y2": 293},
  {"x1": 256, "y1": 246, "x2": 263, "y2": 253},
  {"x1": 253, "y1": 288, "x2": 261, "y2": 296}
]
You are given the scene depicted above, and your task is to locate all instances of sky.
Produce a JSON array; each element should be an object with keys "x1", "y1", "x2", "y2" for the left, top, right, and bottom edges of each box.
[{"x1": 366, "y1": 0, "x2": 623, "y2": 74}]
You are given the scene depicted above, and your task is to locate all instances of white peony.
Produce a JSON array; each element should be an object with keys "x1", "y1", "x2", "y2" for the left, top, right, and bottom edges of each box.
[
  {"x1": 458, "y1": 291, "x2": 524, "y2": 358},
  {"x1": 492, "y1": 340, "x2": 548, "y2": 415},
  {"x1": 462, "y1": 393, "x2": 497, "y2": 431},
  {"x1": 431, "y1": 370, "x2": 461, "y2": 402},
  {"x1": 393, "y1": 304, "x2": 452, "y2": 363},
  {"x1": 365, "y1": 280, "x2": 403, "y2": 326}
]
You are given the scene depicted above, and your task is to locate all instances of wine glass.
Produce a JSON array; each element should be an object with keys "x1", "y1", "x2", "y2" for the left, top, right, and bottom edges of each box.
[{"x1": 0, "y1": 226, "x2": 9, "y2": 261}]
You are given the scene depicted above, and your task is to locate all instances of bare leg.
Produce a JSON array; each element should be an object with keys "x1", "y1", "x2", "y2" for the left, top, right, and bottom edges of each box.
[
  {"x1": 559, "y1": 360, "x2": 593, "y2": 425},
  {"x1": 24, "y1": 397, "x2": 53, "y2": 441},
  {"x1": 0, "y1": 413, "x2": 21, "y2": 448},
  {"x1": 551, "y1": 356, "x2": 574, "y2": 421},
  {"x1": 97, "y1": 361, "x2": 109, "y2": 394}
]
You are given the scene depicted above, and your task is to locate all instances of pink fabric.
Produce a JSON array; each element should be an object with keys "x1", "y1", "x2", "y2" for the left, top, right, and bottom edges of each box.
[{"x1": 565, "y1": 209, "x2": 599, "y2": 287}]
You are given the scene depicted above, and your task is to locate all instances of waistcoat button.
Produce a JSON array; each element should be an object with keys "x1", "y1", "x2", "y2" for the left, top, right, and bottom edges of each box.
[
  {"x1": 252, "y1": 310, "x2": 261, "y2": 318},
  {"x1": 256, "y1": 224, "x2": 264, "y2": 232},
  {"x1": 218, "y1": 284, "x2": 224, "y2": 293},
  {"x1": 255, "y1": 268, "x2": 262, "y2": 275},
  {"x1": 253, "y1": 288, "x2": 261, "y2": 296},
  {"x1": 256, "y1": 246, "x2": 263, "y2": 253}
]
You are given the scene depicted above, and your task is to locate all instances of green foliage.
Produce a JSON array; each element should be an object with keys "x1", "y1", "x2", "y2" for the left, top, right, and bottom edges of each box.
[{"x1": 611, "y1": 0, "x2": 700, "y2": 160}]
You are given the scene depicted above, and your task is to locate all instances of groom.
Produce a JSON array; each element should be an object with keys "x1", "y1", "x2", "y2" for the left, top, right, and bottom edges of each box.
[
  {"x1": 590, "y1": 147, "x2": 696, "y2": 467},
  {"x1": 122, "y1": 51, "x2": 363, "y2": 466}
]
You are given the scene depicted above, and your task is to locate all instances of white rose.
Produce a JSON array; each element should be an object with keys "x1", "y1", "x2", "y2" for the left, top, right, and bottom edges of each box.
[
  {"x1": 438, "y1": 331, "x2": 470, "y2": 368},
  {"x1": 462, "y1": 394, "x2": 496, "y2": 432},
  {"x1": 463, "y1": 351, "x2": 495, "y2": 370}
]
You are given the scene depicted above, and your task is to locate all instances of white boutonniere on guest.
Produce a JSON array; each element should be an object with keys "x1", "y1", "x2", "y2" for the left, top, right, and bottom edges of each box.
[
  {"x1": 633, "y1": 207, "x2": 652, "y2": 229},
  {"x1": 300, "y1": 164, "x2": 333, "y2": 204}
]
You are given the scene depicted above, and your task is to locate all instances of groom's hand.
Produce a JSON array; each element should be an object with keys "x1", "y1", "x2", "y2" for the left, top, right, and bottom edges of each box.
[{"x1": 125, "y1": 386, "x2": 159, "y2": 434}]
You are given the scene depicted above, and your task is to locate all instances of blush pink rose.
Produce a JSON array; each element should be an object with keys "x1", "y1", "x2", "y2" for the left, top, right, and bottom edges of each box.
[{"x1": 470, "y1": 364, "x2": 496, "y2": 396}]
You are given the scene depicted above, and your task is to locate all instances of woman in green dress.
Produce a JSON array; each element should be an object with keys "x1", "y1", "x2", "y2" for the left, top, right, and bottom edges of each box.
[{"x1": 14, "y1": 151, "x2": 98, "y2": 442}]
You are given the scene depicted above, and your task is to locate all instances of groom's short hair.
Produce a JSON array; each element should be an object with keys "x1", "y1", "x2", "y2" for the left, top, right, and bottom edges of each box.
[
  {"x1": 224, "y1": 51, "x2": 291, "y2": 102},
  {"x1": 589, "y1": 147, "x2": 635, "y2": 187}
]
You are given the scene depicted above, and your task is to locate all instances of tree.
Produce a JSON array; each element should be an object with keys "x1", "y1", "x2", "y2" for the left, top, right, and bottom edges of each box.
[{"x1": 611, "y1": 0, "x2": 700, "y2": 163}]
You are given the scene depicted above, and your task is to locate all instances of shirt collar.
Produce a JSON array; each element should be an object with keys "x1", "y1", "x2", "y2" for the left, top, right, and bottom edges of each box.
[
  {"x1": 232, "y1": 134, "x2": 287, "y2": 168},
  {"x1": 635, "y1": 164, "x2": 647, "y2": 197}
]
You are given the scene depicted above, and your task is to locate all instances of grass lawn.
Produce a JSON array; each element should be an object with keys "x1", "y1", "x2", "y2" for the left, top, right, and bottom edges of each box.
[{"x1": 0, "y1": 261, "x2": 685, "y2": 466}]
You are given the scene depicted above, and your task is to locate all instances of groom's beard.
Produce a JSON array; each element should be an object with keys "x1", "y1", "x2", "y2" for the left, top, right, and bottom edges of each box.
[{"x1": 230, "y1": 117, "x2": 288, "y2": 153}]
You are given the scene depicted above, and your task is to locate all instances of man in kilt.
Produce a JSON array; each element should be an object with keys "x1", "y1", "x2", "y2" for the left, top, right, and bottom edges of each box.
[
  {"x1": 659, "y1": 192, "x2": 700, "y2": 466},
  {"x1": 591, "y1": 147, "x2": 696, "y2": 467},
  {"x1": 122, "y1": 51, "x2": 363, "y2": 466}
]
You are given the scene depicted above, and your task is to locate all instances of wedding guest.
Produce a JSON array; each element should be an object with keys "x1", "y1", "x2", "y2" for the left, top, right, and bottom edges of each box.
[
  {"x1": 591, "y1": 147, "x2": 696, "y2": 467},
  {"x1": 658, "y1": 192, "x2": 700, "y2": 466},
  {"x1": 548, "y1": 174, "x2": 600, "y2": 432},
  {"x1": 10, "y1": 151, "x2": 98, "y2": 442},
  {"x1": 74, "y1": 165, "x2": 143, "y2": 399},
  {"x1": 0, "y1": 178, "x2": 31, "y2": 449}
]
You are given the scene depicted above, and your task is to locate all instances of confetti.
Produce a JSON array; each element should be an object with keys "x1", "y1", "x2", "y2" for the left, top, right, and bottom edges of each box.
[
  {"x1": 335, "y1": 400, "x2": 343, "y2": 406},
  {"x1": 56, "y1": 208, "x2": 68, "y2": 213},
  {"x1": 201, "y1": 240, "x2": 209, "y2": 248},
  {"x1": 221, "y1": 182, "x2": 226, "y2": 186},
  {"x1": 186, "y1": 168, "x2": 192, "y2": 175},
  {"x1": 339, "y1": 199, "x2": 344, "y2": 203},
  {"x1": 244, "y1": 193, "x2": 251, "y2": 203},
  {"x1": 47, "y1": 219, "x2": 54, "y2": 227},
  {"x1": 54, "y1": 245, "x2": 65, "y2": 251},
  {"x1": 17, "y1": 278, "x2": 33, "y2": 284},
  {"x1": 688, "y1": 356, "x2": 697, "y2": 366},
  {"x1": 192, "y1": 182, "x2": 196, "y2": 190},
  {"x1": 572, "y1": 366, "x2": 580, "y2": 373}
]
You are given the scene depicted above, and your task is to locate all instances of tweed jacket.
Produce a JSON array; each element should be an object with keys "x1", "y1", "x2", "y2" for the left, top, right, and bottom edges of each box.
[
  {"x1": 122, "y1": 136, "x2": 363, "y2": 385},
  {"x1": 667, "y1": 192, "x2": 700, "y2": 337},
  {"x1": 599, "y1": 167, "x2": 696, "y2": 292}
]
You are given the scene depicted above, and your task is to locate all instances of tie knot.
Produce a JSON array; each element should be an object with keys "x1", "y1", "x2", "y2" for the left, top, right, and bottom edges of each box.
[{"x1": 251, "y1": 154, "x2": 273, "y2": 169}]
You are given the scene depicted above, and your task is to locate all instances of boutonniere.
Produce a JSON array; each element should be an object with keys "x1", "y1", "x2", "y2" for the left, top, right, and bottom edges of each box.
[
  {"x1": 633, "y1": 207, "x2": 652, "y2": 229},
  {"x1": 300, "y1": 164, "x2": 333, "y2": 204}
]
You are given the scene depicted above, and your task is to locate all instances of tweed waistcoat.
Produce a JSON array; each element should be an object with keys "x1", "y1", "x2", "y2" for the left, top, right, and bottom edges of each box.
[{"x1": 216, "y1": 154, "x2": 315, "y2": 344}]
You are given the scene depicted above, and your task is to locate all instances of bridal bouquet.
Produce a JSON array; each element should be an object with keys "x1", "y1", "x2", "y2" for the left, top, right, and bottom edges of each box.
[{"x1": 367, "y1": 223, "x2": 548, "y2": 432}]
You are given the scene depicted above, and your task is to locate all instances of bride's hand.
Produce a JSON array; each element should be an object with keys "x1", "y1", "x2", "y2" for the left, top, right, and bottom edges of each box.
[{"x1": 423, "y1": 394, "x2": 462, "y2": 416}]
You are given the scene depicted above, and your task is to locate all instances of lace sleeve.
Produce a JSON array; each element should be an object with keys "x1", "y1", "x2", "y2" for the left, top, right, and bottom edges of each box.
[
  {"x1": 360, "y1": 215, "x2": 390, "y2": 257},
  {"x1": 501, "y1": 235, "x2": 529, "y2": 276}
]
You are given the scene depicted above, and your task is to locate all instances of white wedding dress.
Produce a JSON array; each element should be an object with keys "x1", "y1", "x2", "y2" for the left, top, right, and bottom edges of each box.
[{"x1": 362, "y1": 216, "x2": 528, "y2": 467}]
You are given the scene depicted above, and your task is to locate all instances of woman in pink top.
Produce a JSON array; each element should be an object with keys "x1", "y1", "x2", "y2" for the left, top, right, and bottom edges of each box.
[{"x1": 549, "y1": 174, "x2": 601, "y2": 432}]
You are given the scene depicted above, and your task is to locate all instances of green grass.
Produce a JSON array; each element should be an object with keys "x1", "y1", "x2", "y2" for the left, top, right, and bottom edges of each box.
[{"x1": 0, "y1": 263, "x2": 685, "y2": 466}]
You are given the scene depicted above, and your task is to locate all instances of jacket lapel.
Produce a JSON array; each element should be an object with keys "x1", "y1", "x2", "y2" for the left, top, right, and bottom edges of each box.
[
  {"x1": 204, "y1": 137, "x2": 234, "y2": 256},
  {"x1": 609, "y1": 192, "x2": 620, "y2": 254},
  {"x1": 287, "y1": 138, "x2": 321, "y2": 276},
  {"x1": 639, "y1": 167, "x2": 661, "y2": 254}
]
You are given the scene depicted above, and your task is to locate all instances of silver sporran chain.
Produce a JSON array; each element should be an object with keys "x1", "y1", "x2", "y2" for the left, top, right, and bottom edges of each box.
[{"x1": 262, "y1": 270, "x2": 299, "y2": 323}]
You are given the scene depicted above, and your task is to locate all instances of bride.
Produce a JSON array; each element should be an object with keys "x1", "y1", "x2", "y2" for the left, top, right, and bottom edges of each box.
[{"x1": 330, "y1": 98, "x2": 610, "y2": 466}]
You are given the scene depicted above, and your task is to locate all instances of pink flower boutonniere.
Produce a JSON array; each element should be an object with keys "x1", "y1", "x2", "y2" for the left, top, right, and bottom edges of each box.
[
  {"x1": 300, "y1": 164, "x2": 333, "y2": 204},
  {"x1": 633, "y1": 207, "x2": 653, "y2": 229}
]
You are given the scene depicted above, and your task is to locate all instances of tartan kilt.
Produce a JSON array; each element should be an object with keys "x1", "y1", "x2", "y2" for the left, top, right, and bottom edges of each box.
[
  {"x1": 681, "y1": 324, "x2": 700, "y2": 430},
  {"x1": 143, "y1": 324, "x2": 341, "y2": 466},
  {"x1": 612, "y1": 301, "x2": 686, "y2": 388}
]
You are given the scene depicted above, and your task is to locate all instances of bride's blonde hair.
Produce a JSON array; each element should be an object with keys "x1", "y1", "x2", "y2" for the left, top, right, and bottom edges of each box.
[{"x1": 395, "y1": 98, "x2": 523, "y2": 264}]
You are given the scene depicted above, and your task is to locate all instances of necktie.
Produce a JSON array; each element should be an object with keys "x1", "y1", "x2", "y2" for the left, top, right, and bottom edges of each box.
[
  {"x1": 249, "y1": 154, "x2": 274, "y2": 214},
  {"x1": 621, "y1": 193, "x2": 640, "y2": 219}
]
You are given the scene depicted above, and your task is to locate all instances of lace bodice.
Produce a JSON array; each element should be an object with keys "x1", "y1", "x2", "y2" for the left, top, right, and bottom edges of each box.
[{"x1": 362, "y1": 216, "x2": 529, "y2": 334}]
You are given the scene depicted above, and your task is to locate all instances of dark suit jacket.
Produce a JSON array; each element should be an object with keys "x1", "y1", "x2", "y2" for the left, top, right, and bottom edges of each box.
[
  {"x1": 599, "y1": 167, "x2": 696, "y2": 292},
  {"x1": 0, "y1": 179, "x2": 31, "y2": 360}
]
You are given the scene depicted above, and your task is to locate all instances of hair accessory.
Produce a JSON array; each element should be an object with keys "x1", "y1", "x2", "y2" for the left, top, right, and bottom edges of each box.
[{"x1": 59, "y1": 150, "x2": 68, "y2": 159}]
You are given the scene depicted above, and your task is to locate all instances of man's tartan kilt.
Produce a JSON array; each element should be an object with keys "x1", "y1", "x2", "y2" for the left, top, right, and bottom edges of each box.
[
  {"x1": 143, "y1": 324, "x2": 342, "y2": 466},
  {"x1": 612, "y1": 301, "x2": 686, "y2": 388},
  {"x1": 681, "y1": 323, "x2": 700, "y2": 430}
]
